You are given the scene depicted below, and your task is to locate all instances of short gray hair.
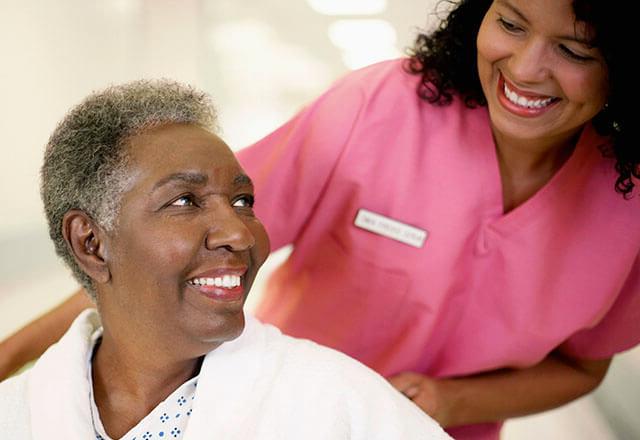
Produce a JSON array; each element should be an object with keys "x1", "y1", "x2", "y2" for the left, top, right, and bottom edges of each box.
[{"x1": 41, "y1": 79, "x2": 217, "y2": 299}]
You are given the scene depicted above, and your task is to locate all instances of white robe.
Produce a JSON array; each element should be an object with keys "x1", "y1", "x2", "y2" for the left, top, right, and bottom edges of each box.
[{"x1": 0, "y1": 309, "x2": 450, "y2": 439}]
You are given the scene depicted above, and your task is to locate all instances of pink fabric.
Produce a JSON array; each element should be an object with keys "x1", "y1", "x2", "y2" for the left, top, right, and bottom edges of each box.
[{"x1": 237, "y1": 59, "x2": 640, "y2": 439}]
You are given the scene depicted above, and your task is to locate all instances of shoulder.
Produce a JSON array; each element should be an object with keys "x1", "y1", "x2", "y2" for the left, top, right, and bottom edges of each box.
[
  {"x1": 251, "y1": 319, "x2": 450, "y2": 438},
  {"x1": 335, "y1": 59, "x2": 488, "y2": 136},
  {"x1": 248, "y1": 317, "x2": 394, "y2": 393},
  {"x1": 0, "y1": 372, "x2": 29, "y2": 413},
  {"x1": 580, "y1": 125, "x2": 640, "y2": 227},
  {"x1": 237, "y1": 62, "x2": 416, "y2": 160},
  {"x1": 0, "y1": 372, "x2": 32, "y2": 435},
  {"x1": 277, "y1": 58, "x2": 430, "y2": 127},
  {"x1": 325, "y1": 59, "x2": 425, "y2": 112},
  {"x1": 333, "y1": 59, "x2": 415, "y2": 90},
  {"x1": 249, "y1": 316, "x2": 379, "y2": 377},
  {"x1": 332, "y1": 59, "x2": 474, "y2": 110},
  {"x1": 239, "y1": 58, "x2": 483, "y2": 158}
]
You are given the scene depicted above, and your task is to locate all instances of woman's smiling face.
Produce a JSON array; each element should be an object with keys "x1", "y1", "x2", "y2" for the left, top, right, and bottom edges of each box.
[
  {"x1": 99, "y1": 123, "x2": 269, "y2": 356},
  {"x1": 476, "y1": 0, "x2": 608, "y2": 146}
]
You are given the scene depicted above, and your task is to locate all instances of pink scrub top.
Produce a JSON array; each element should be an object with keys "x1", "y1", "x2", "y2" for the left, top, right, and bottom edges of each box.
[{"x1": 237, "y1": 59, "x2": 640, "y2": 439}]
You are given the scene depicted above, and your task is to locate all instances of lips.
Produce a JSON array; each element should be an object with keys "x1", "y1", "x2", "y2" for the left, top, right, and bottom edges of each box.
[
  {"x1": 186, "y1": 266, "x2": 248, "y2": 302},
  {"x1": 497, "y1": 72, "x2": 560, "y2": 117}
]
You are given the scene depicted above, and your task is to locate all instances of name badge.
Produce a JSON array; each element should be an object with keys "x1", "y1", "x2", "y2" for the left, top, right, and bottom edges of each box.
[{"x1": 353, "y1": 209, "x2": 428, "y2": 248}]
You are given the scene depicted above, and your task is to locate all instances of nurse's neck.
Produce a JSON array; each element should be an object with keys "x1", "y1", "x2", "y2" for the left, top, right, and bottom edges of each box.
[{"x1": 493, "y1": 128, "x2": 580, "y2": 213}]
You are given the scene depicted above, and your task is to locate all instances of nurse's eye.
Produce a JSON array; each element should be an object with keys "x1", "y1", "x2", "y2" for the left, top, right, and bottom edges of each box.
[
  {"x1": 232, "y1": 195, "x2": 255, "y2": 208},
  {"x1": 497, "y1": 17, "x2": 523, "y2": 34},
  {"x1": 169, "y1": 194, "x2": 198, "y2": 207},
  {"x1": 558, "y1": 44, "x2": 593, "y2": 62}
]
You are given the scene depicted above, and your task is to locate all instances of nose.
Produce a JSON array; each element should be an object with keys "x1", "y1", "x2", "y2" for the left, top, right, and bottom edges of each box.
[
  {"x1": 508, "y1": 38, "x2": 551, "y2": 84},
  {"x1": 204, "y1": 202, "x2": 255, "y2": 252}
]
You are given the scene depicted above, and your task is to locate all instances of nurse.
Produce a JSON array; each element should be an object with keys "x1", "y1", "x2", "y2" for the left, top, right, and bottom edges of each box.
[{"x1": 1, "y1": 0, "x2": 637, "y2": 438}]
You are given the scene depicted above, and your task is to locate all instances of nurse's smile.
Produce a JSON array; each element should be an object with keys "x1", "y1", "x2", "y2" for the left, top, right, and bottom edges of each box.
[
  {"x1": 476, "y1": 0, "x2": 608, "y2": 144},
  {"x1": 497, "y1": 72, "x2": 559, "y2": 117}
]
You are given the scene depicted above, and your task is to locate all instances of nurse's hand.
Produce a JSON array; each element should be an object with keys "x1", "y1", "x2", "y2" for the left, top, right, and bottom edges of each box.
[
  {"x1": 388, "y1": 354, "x2": 611, "y2": 429},
  {"x1": 388, "y1": 372, "x2": 454, "y2": 427}
]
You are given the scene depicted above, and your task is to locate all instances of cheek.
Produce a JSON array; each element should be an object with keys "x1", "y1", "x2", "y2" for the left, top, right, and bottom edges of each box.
[
  {"x1": 114, "y1": 225, "x2": 199, "y2": 281},
  {"x1": 249, "y1": 221, "x2": 270, "y2": 269},
  {"x1": 476, "y1": 21, "x2": 491, "y2": 68},
  {"x1": 476, "y1": 15, "x2": 503, "y2": 63},
  {"x1": 558, "y1": 68, "x2": 608, "y2": 110},
  {"x1": 476, "y1": 20, "x2": 505, "y2": 85},
  {"x1": 145, "y1": 230, "x2": 200, "y2": 273}
]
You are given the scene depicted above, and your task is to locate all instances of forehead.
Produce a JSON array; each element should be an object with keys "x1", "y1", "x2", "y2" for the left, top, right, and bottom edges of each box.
[{"x1": 125, "y1": 123, "x2": 241, "y2": 182}]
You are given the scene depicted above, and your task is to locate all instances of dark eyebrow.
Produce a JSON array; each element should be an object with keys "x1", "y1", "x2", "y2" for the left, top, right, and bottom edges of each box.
[
  {"x1": 496, "y1": 0, "x2": 529, "y2": 24},
  {"x1": 152, "y1": 172, "x2": 208, "y2": 192},
  {"x1": 234, "y1": 174, "x2": 253, "y2": 187},
  {"x1": 151, "y1": 171, "x2": 253, "y2": 193},
  {"x1": 496, "y1": 0, "x2": 594, "y2": 46}
]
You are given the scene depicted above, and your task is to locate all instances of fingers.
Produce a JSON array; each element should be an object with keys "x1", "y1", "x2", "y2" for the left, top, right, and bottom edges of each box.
[
  {"x1": 403, "y1": 385, "x2": 421, "y2": 398},
  {"x1": 388, "y1": 372, "x2": 442, "y2": 421},
  {"x1": 388, "y1": 372, "x2": 424, "y2": 398}
]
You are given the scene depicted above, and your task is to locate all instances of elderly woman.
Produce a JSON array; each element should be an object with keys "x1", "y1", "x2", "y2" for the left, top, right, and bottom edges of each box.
[{"x1": 0, "y1": 81, "x2": 448, "y2": 439}]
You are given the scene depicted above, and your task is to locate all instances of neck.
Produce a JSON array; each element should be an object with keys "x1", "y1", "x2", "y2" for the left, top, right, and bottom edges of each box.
[
  {"x1": 493, "y1": 129, "x2": 581, "y2": 213},
  {"x1": 91, "y1": 327, "x2": 202, "y2": 438}
]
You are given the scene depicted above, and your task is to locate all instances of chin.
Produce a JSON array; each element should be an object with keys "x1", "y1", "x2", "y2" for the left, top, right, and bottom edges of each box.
[
  {"x1": 489, "y1": 106, "x2": 553, "y2": 140},
  {"x1": 197, "y1": 310, "x2": 246, "y2": 347}
]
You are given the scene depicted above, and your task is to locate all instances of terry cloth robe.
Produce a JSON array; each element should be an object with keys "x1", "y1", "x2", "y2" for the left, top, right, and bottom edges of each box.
[{"x1": 0, "y1": 309, "x2": 450, "y2": 439}]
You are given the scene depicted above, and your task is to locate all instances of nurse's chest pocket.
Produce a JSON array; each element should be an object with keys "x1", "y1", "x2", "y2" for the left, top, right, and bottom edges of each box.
[{"x1": 287, "y1": 233, "x2": 414, "y2": 359}]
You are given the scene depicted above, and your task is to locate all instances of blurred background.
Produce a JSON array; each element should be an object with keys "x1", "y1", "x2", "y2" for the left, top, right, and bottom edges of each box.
[{"x1": 0, "y1": 1, "x2": 637, "y2": 438}]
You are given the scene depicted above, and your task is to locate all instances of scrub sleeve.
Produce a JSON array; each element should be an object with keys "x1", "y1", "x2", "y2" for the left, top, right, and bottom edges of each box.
[{"x1": 561, "y1": 251, "x2": 640, "y2": 359}]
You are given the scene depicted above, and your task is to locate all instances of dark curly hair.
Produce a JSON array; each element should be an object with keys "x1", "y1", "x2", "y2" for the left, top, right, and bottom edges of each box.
[{"x1": 406, "y1": 0, "x2": 636, "y2": 197}]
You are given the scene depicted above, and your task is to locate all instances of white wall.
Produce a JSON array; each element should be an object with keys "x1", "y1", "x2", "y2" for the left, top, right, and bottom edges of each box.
[{"x1": 0, "y1": 0, "x2": 202, "y2": 237}]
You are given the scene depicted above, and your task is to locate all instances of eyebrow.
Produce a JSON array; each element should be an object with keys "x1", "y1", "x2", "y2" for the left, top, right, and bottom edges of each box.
[
  {"x1": 497, "y1": 0, "x2": 529, "y2": 24},
  {"x1": 152, "y1": 171, "x2": 253, "y2": 192},
  {"x1": 152, "y1": 172, "x2": 208, "y2": 191},
  {"x1": 496, "y1": 0, "x2": 594, "y2": 45},
  {"x1": 234, "y1": 174, "x2": 254, "y2": 187}
]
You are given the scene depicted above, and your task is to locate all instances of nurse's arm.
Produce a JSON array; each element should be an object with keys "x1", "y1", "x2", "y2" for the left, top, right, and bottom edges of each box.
[
  {"x1": 0, "y1": 289, "x2": 91, "y2": 380},
  {"x1": 389, "y1": 351, "x2": 611, "y2": 428}
]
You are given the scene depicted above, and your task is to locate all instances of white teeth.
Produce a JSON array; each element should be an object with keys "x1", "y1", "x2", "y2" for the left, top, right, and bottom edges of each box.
[
  {"x1": 503, "y1": 82, "x2": 555, "y2": 109},
  {"x1": 188, "y1": 275, "x2": 241, "y2": 288}
]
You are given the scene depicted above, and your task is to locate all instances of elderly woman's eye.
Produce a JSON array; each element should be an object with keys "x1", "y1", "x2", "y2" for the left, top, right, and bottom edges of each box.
[
  {"x1": 232, "y1": 195, "x2": 255, "y2": 208},
  {"x1": 170, "y1": 195, "x2": 197, "y2": 207}
]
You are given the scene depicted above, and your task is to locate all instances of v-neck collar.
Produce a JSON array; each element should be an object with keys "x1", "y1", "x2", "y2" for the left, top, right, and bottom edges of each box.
[{"x1": 480, "y1": 120, "x2": 604, "y2": 235}]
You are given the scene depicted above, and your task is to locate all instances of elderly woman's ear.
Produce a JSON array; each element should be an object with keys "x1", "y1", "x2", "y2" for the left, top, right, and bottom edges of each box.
[{"x1": 62, "y1": 210, "x2": 110, "y2": 285}]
